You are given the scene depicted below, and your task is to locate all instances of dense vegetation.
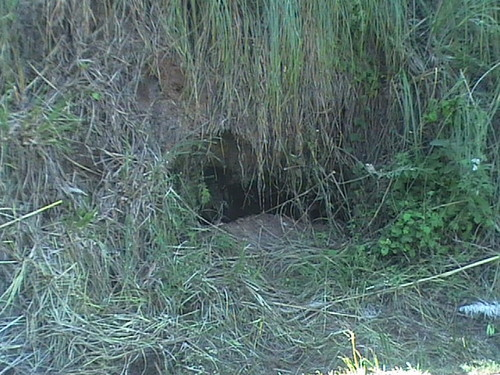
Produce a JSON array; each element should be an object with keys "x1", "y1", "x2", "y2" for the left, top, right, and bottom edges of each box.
[{"x1": 0, "y1": 0, "x2": 498, "y2": 374}]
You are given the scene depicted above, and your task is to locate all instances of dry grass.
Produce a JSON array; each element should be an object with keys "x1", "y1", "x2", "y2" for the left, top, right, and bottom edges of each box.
[{"x1": 0, "y1": 0, "x2": 498, "y2": 374}]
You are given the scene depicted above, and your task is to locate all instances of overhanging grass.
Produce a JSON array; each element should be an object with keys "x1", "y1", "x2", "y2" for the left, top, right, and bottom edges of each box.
[{"x1": 0, "y1": 0, "x2": 498, "y2": 374}]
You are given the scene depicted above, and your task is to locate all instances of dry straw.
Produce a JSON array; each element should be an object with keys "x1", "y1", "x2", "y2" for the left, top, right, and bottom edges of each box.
[{"x1": 0, "y1": 0, "x2": 498, "y2": 374}]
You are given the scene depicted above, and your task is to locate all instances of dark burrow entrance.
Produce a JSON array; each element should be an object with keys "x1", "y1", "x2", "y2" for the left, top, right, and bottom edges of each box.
[
  {"x1": 200, "y1": 165, "x2": 330, "y2": 224},
  {"x1": 196, "y1": 132, "x2": 330, "y2": 224},
  {"x1": 201, "y1": 165, "x2": 272, "y2": 223}
]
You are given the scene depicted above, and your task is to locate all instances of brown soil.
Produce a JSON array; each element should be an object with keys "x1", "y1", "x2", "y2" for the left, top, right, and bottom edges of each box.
[
  {"x1": 219, "y1": 213, "x2": 309, "y2": 249},
  {"x1": 135, "y1": 56, "x2": 207, "y2": 153}
]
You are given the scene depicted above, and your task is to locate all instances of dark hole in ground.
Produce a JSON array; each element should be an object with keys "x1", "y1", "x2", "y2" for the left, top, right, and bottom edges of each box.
[
  {"x1": 200, "y1": 165, "x2": 330, "y2": 224},
  {"x1": 194, "y1": 131, "x2": 337, "y2": 224},
  {"x1": 201, "y1": 165, "x2": 262, "y2": 223}
]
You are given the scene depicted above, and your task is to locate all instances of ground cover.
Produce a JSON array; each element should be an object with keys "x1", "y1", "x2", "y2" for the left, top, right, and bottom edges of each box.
[{"x1": 0, "y1": 1, "x2": 498, "y2": 374}]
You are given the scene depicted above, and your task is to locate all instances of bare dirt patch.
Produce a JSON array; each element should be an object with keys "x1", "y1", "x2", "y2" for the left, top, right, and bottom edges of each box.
[{"x1": 220, "y1": 213, "x2": 307, "y2": 248}]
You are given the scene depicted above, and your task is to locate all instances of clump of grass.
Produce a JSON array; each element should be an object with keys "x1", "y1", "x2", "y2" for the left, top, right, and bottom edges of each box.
[{"x1": 0, "y1": 0, "x2": 498, "y2": 374}]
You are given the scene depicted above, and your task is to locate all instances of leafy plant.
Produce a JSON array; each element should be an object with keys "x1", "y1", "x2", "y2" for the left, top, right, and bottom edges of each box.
[
  {"x1": 378, "y1": 209, "x2": 445, "y2": 257},
  {"x1": 336, "y1": 330, "x2": 379, "y2": 374},
  {"x1": 377, "y1": 96, "x2": 494, "y2": 257}
]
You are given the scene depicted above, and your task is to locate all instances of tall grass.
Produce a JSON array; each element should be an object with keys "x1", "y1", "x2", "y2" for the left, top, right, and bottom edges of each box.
[
  {"x1": 0, "y1": 0, "x2": 498, "y2": 374},
  {"x1": 0, "y1": 0, "x2": 23, "y2": 92},
  {"x1": 159, "y1": 0, "x2": 498, "y2": 224}
]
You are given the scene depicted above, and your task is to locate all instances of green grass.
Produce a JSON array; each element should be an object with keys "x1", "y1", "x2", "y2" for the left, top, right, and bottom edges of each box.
[
  {"x1": 1, "y1": 201, "x2": 497, "y2": 373},
  {"x1": 0, "y1": 0, "x2": 498, "y2": 374}
]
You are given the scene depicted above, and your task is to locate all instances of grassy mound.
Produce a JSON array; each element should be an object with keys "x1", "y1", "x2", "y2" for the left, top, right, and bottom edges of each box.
[{"x1": 0, "y1": 0, "x2": 498, "y2": 374}]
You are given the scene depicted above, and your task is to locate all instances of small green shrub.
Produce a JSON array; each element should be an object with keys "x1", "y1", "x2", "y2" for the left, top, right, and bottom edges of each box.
[
  {"x1": 378, "y1": 208, "x2": 445, "y2": 257},
  {"x1": 377, "y1": 96, "x2": 494, "y2": 257},
  {"x1": 378, "y1": 149, "x2": 493, "y2": 257}
]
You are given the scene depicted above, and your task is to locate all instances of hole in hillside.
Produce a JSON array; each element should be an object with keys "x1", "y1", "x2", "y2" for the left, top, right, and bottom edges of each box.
[
  {"x1": 197, "y1": 131, "x2": 277, "y2": 223},
  {"x1": 201, "y1": 165, "x2": 261, "y2": 223},
  {"x1": 198, "y1": 132, "x2": 331, "y2": 224},
  {"x1": 200, "y1": 165, "x2": 332, "y2": 224}
]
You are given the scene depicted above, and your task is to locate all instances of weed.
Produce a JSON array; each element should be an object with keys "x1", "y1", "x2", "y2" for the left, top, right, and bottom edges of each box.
[
  {"x1": 339, "y1": 330, "x2": 380, "y2": 374},
  {"x1": 0, "y1": 0, "x2": 498, "y2": 374},
  {"x1": 377, "y1": 94, "x2": 495, "y2": 257},
  {"x1": 1, "y1": 97, "x2": 80, "y2": 152}
]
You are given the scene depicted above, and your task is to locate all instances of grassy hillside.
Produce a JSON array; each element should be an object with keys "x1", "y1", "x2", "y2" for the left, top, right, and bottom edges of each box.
[{"x1": 0, "y1": 0, "x2": 498, "y2": 374}]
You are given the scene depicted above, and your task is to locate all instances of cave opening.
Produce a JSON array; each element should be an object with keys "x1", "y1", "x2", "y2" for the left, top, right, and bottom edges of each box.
[
  {"x1": 200, "y1": 164, "x2": 328, "y2": 224},
  {"x1": 192, "y1": 131, "x2": 333, "y2": 224},
  {"x1": 200, "y1": 165, "x2": 263, "y2": 223}
]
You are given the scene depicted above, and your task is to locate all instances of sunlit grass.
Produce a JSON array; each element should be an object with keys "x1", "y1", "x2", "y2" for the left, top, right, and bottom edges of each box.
[{"x1": 0, "y1": 0, "x2": 498, "y2": 374}]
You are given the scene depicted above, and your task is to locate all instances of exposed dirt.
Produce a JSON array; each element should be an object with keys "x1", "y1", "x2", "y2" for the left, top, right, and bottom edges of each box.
[
  {"x1": 219, "y1": 213, "x2": 311, "y2": 248},
  {"x1": 135, "y1": 57, "x2": 204, "y2": 153}
]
